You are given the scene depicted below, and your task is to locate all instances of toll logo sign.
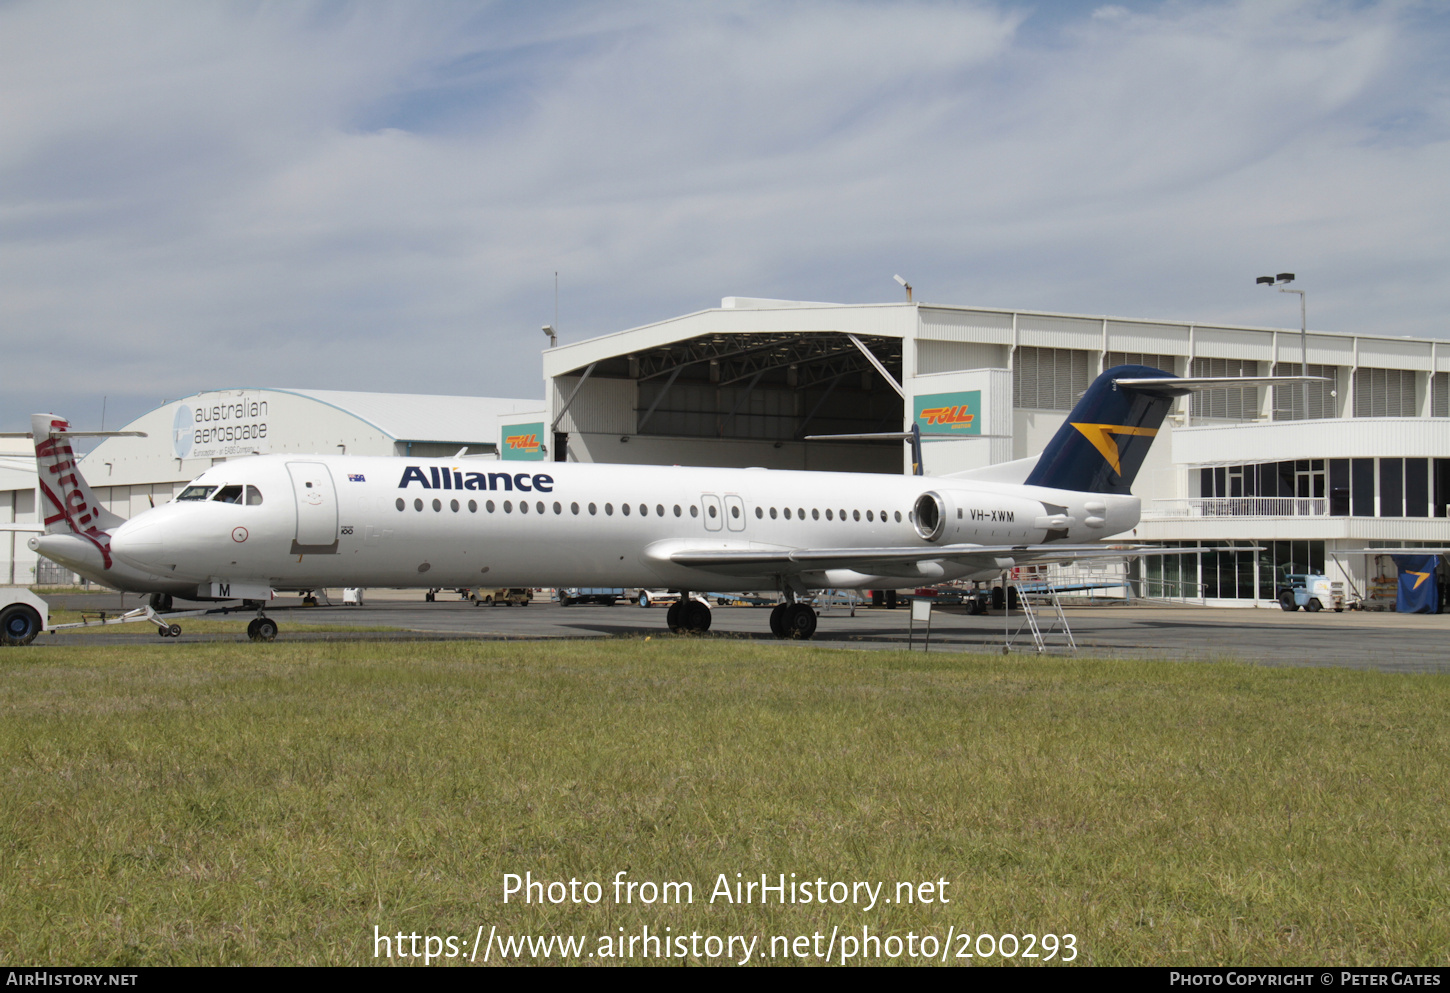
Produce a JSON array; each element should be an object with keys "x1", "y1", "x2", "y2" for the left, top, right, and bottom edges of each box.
[
  {"x1": 914, "y1": 391, "x2": 981, "y2": 434},
  {"x1": 501, "y1": 421, "x2": 545, "y2": 461}
]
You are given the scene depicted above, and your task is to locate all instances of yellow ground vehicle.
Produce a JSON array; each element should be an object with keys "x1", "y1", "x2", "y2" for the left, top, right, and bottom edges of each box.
[{"x1": 474, "y1": 588, "x2": 532, "y2": 607}]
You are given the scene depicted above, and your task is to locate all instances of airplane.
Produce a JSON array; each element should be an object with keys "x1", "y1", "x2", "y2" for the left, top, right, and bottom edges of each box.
[{"x1": 17, "y1": 365, "x2": 1316, "y2": 642}]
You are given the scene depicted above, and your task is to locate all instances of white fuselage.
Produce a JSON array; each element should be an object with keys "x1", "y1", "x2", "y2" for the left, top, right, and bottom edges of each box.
[{"x1": 59, "y1": 455, "x2": 1141, "y2": 597}]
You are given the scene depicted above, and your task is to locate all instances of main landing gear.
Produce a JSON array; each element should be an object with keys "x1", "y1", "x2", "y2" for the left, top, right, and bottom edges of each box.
[
  {"x1": 666, "y1": 595, "x2": 712, "y2": 634},
  {"x1": 769, "y1": 601, "x2": 817, "y2": 640}
]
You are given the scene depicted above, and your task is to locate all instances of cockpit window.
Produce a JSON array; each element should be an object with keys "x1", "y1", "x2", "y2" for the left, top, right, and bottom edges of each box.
[
  {"x1": 213, "y1": 485, "x2": 244, "y2": 504},
  {"x1": 177, "y1": 485, "x2": 217, "y2": 501},
  {"x1": 245, "y1": 486, "x2": 264, "y2": 506}
]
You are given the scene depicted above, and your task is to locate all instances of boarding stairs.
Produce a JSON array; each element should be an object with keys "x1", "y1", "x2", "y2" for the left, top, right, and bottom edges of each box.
[{"x1": 1005, "y1": 584, "x2": 1078, "y2": 655}]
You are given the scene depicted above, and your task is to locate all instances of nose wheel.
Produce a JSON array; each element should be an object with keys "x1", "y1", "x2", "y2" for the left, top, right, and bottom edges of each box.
[{"x1": 247, "y1": 617, "x2": 278, "y2": 642}]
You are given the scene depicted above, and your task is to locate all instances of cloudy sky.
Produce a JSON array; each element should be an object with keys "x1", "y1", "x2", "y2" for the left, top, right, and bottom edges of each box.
[{"x1": 3, "y1": 0, "x2": 1447, "y2": 432}]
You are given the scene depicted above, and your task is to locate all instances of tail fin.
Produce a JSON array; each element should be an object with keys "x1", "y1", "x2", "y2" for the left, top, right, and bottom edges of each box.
[
  {"x1": 1023, "y1": 365, "x2": 1179, "y2": 494},
  {"x1": 32, "y1": 414, "x2": 126, "y2": 535}
]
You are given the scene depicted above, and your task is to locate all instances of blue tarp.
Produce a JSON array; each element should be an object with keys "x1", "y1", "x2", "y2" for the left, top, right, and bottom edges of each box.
[{"x1": 1392, "y1": 555, "x2": 1440, "y2": 613}]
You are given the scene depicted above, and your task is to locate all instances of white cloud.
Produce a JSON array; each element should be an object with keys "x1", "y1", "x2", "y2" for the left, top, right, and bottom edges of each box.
[{"x1": 1, "y1": 0, "x2": 1447, "y2": 430}]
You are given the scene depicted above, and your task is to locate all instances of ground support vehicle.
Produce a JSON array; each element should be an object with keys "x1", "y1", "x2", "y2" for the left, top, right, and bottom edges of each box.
[
  {"x1": 1277, "y1": 573, "x2": 1344, "y2": 613},
  {"x1": 475, "y1": 588, "x2": 532, "y2": 607},
  {"x1": 1, "y1": 586, "x2": 282, "y2": 643},
  {"x1": 558, "y1": 588, "x2": 625, "y2": 606}
]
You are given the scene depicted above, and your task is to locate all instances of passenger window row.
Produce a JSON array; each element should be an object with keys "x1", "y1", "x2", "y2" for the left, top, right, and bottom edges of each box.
[
  {"x1": 393, "y1": 496, "x2": 904, "y2": 523},
  {"x1": 756, "y1": 506, "x2": 900, "y2": 523}
]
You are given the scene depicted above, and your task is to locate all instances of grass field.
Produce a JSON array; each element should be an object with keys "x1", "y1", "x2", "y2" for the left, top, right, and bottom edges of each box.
[{"x1": 1, "y1": 639, "x2": 1447, "y2": 966}]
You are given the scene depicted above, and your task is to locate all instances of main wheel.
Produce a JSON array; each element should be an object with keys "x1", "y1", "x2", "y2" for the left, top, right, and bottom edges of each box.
[
  {"x1": 666, "y1": 601, "x2": 683, "y2": 632},
  {"x1": 1278, "y1": 591, "x2": 1298, "y2": 612},
  {"x1": 769, "y1": 603, "x2": 788, "y2": 638},
  {"x1": 0, "y1": 604, "x2": 43, "y2": 646},
  {"x1": 149, "y1": 593, "x2": 174, "y2": 613},
  {"x1": 683, "y1": 599, "x2": 712, "y2": 633},
  {"x1": 1306, "y1": 598, "x2": 1323, "y2": 613},
  {"x1": 783, "y1": 603, "x2": 817, "y2": 640}
]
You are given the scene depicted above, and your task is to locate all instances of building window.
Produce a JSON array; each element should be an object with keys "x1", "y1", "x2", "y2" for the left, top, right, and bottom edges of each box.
[
  {"x1": 1354, "y1": 367, "x2": 1417, "y2": 417},
  {"x1": 1433, "y1": 372, "x2": 1450, "y2": 418},
  {"x1": 1013, "y1": 347, "x2": 1094, "y2": 410},
  {"x1": 1191, "y1": 358, "x2": 1260, "y2": 420},
  {"x1": 1380, "y1": 459, "x2": 1403, "y2": 517}
]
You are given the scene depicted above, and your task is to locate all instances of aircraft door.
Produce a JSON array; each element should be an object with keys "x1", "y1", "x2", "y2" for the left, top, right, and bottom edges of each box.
[
  {"x1": 723, "y1": 494, "x2": 746, "y2": 532},
  {"x1": 700, "y1": 493, "x2": 724, "y2": 532},
  {"x1": 287, "y1": 462, "x2": 338, "y2": 548}
]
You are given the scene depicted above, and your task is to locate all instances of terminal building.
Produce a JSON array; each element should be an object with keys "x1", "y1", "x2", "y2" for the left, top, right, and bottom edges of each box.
[{"x1": 4, "y1": 296, "x2": 1448, "y2": 606}]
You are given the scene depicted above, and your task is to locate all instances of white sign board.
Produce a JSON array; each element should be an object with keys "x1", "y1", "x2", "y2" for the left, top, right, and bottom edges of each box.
[
  {"x1": 173, "y1": 392, "x2": 272, "y2": 459},
  {"x1": 911, "y1": 598, "x2": 932, "y2": 622}
]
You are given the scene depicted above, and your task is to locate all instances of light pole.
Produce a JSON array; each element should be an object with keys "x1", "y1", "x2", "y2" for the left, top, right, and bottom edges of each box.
[
  {"x1": 1257, "y1": 272, "x2": 1306, "y2": 416},
  {"x1": 893, "y1": 274, "x2": 913, "y2": 302},
  {"x1": 542, "y1": 324, "x2": 557, "y2": 349}
]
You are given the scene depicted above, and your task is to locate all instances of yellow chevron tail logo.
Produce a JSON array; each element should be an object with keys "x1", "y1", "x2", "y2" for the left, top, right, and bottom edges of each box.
[
  {"x1": 1406, "y1": 570, "x2": 1431, "y2": 590},
  {"x1": 1070, "y1": 423, "x2": 1160, "y2": 476}
]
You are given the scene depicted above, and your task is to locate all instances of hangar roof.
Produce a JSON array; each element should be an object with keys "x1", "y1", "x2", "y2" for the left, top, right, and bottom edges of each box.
[
  {"x1": 268, "y1": 389, "x2": 541, "y2": 444},
  {"x1": 542, "y1": 300, "x2": 912, "y2": 389}
]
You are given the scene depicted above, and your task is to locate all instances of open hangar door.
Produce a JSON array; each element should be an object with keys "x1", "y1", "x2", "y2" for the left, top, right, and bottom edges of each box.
[{"x1": 549, "y1": 331, "x2": 906, "y2": 473}]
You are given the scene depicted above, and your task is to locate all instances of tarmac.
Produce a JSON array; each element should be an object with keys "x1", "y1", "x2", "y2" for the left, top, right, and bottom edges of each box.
[{"x1": 27, "y1": 589, "x2": 1450, "y2": 673}]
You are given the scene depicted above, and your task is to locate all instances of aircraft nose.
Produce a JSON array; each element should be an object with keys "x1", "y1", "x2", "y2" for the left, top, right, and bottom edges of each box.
[{"x1": 109, "y1": 519, "x2": 167, "y2": 569}]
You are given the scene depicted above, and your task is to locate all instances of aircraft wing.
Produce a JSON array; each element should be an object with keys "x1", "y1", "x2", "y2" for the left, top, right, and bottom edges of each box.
[{"x1": 660, "y1": 542, "x2": 1223, "y2": 578}]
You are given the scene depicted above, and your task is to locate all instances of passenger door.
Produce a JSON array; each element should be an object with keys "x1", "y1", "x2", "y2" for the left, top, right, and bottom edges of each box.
[
  {"x1": 287, "y1": 462, "x2": 338, "y2": 550},
  {"x1": 723, "y1": 494, "x2": 746, "y2": 532}
]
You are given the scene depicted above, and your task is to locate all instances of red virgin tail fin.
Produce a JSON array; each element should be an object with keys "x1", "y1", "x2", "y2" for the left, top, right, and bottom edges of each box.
[{"x1": 31, "y1": 414, "x2": 127, "y2": 536}]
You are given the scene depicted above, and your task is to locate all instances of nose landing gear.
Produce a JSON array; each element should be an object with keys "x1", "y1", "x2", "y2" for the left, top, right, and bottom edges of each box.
[{"x1": 246, "y1": 616, "x2": 278, "y2": 642}]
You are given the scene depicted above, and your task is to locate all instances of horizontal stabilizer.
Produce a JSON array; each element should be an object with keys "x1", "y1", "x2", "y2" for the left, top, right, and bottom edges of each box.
[
  {"x1": 0, "y1": 430, "x2": 146, "y2": 439},
  {"x1": 1113, "y1": 375, "x2": 1330, "y2": 398}
]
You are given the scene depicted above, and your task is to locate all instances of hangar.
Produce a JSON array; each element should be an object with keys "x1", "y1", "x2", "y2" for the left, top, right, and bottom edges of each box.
[
  {"x1": 539, "y1": 296, "x2": 1450, "y2": 607},
  {"x1": 1, "y1": 389, "x2": 541, "y2": 585}
]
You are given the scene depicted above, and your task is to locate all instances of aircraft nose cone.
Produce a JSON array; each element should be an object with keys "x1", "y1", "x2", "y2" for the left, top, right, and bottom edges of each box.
[{"x1": 109, "y1": 519, "x2": 166, "y2": 569}]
